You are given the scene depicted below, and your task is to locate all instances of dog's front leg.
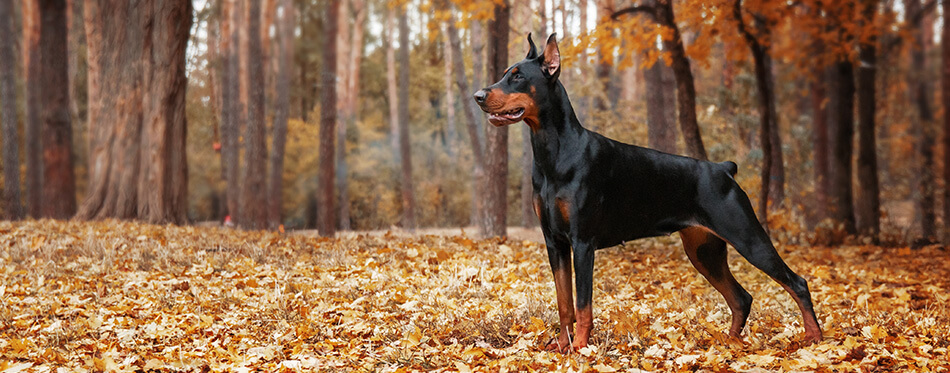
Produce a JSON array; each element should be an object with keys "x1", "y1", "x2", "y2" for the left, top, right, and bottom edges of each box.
[
  {"x1": 544, "y1": 235, "x2": 575, "y2": 353},
  {"x1": 571, "y1": 240, "x2": 596, "y2": 351}
]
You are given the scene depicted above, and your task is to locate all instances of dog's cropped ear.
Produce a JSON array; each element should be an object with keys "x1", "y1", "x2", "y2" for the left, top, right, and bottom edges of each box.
[
  {"x1": 540, "y1": 33, "x2": 561, "y2": 81},
  {"x1": 526, "y1": 33, "x2": 538, "y2": 59}
]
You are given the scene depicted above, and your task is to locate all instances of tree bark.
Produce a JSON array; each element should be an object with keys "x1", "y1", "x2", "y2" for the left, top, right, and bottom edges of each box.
[
  {"x1": 223, "y1": 0, "x2": 243, "y2": 223},
  {"x1": 826, "y1": 60, "x2": 857, "y2": 235},
  {"x1": 735, "y1": 1, "x2": 783, "y2": 224},
  {"x1": 855, "y1": 0, "x2": 880, "y2": 241},
  {"x1": 397, "y1": 5, "x2": 415, "y2": 229},
  {"x1": 0, "y1": 0, "x2": 23, "y2": 219},
  {"x1": 442, "y1": 19, "x2": 457, "y2": 160},
  {"x1": 483, "y1": 0, "x2": 510, "y2": 238},
  {"x1": 906, "y1": 0, "x2": 936, "y2": 241},
  {"x1": 241, "y1": 0, "x2": 267, "y2": 229},
  {"x1": 337, "y1": 0, "x2": 364, "y2": 231},
  {"x1": 317, "y1": 0, "x2": 339, "y2": 236},
  {"x1": 656, "y1": 0, "x2": 706, "y2": 160},
  {"x1": 38, "y1": 0, "x2": 76, "y2": 219},
  {"x1": 645, "y1": 60, "x2": 677, "y2": 153},
  {"x1": 268, "y1": 0, "x2": 293, "y2": 228},
  {"x1": 77, "y1": 0, "x2": 191, "y2": 224},
  {"x1": 943, "y1": 0, "x2": 950, "y2": 244},
  {"x1": 22, "y1": 0, "x2": 43, "y2": 217}
]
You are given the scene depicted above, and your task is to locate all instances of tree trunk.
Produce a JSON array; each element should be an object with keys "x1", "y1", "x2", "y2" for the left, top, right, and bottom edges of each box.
[
  {"x1": 268, "y1": 0, "x2": 293, "y2": 229},
  {"x1": 397, "y1": 6, "x2": 415, "y2": 230},
  {"x1": 386, "y1": 7, "x2": 399, "y2": 162},
  {"x1": 337, "y1": 0, "x2": 364, "y2": 231},
  {"x1": 447, "y1": 10, "x2": 487, "y2": 231},
  {"x1": 0, "y1": 0, "x2": 23, "y2": 219},
  {"x1": 826, "y1": 60, "x2": 857, "y2": 235},
  {"x1": 735, "y1": 1, "x2": 782, "y2": 224},
  {"x1": 943, "y1": 0, "x2": 950, "y2": 244},
  {"x1": 241, "y1": 0, "x2": 267, "y2": 229},
  {"x1": 856, "y1": 0, "x2": 880, "y2": 241},
  {"x1": 77, "y1": 0, "x2": 191, "y2": 224},
  {"x1": 223, "y1": 0, "x2": 243, "y2": 223},
  {"x1": 645, "y1": 60, "x2": 677, "y2": 153},
  {"x1": 656, "y1": 0, "x2": 706, "y2": 160},
  {"x1": 483, "y1": 0, "x2": 510, "y2": 238},
  {"x1": 442, "y1": 19, "x2": 457, "y2": 160},
  {"x1": 317, "y1": 0, "x2": 339, "y2": 236},
  {"x1": 907, "y1": 0, "x2": 936, "y2": 241},
  {"x1": 22, "y1": 1, "x2": 43, "y2": 217},
  {"x1": 38, "y1": 0, "x2": 76, "y2": 219}
]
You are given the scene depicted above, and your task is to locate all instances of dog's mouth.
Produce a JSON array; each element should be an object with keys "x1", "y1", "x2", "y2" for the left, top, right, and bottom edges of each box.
[{"x1": 487, "y1": 107, "x2": 525, "y2": 126}]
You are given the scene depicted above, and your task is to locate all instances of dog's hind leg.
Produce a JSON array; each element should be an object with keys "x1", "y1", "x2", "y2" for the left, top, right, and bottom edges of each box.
[
  {"x1": 703, "y1": 187, "x2": 822, "y2": 343},
  {"x1": 680, "y1": 226, "x2": 752, "y2": 338}
]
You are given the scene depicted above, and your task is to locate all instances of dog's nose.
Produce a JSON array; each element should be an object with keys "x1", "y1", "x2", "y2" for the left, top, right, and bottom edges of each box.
[{"x1": 473, "y1": 89, "x2": 487, "y2": 104}]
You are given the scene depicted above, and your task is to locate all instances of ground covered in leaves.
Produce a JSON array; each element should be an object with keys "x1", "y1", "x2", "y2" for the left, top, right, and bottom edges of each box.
[{"x1": 1, "y1": 220, "x2": 949, "y2": 372}]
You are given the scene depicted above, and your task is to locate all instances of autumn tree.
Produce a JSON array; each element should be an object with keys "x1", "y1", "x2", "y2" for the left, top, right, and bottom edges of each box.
[
  {"x1": 944, "y1": 0, "x2": 950, "y2": 245},
  {"x1": 613, "y1": 0, "x2": 707, "y2": 160},
  {"x1": 317, "y1": 0, "x2": 340, "y2": 237},
  {"x1": 77, "y1": 0, "x2": 191, "y2": 224},
  {"x1": 337, "y1": 0, "x2": 366, "y2": 231},
  {"x1": 906, "y1": 0, "x2": 936, "y2": 242},
  {"x1": 268, "y1": 0, "x2": 294, "y2": 228},
  {"x1": 0, "y1": 0, "x2": 23, "y2": 219},
  {"x1": 855, "y1": 0, "x2": 880, "y2": 241},
  {"x1": 734, "y1": 0, "x2": 783, "y2": 224},
  {"x1": 39, "y1": 0, "x2": 77, "y2": 219},
  {"x1": 483, "y1": 0, "x2": 510, "y2": 237},
  {"x1": 22, "y1": 1, "x2": 42, "y2": 217},
  {"x1": 222, "y1": 0, "x2": 243, "y2": 223},
  {"x1": 242, "y1": 0, "x2": 268, "y2": 229}
]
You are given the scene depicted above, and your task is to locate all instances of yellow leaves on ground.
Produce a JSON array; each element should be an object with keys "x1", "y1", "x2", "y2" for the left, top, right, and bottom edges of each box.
[{"x1": 1, "y1": 220, "x2": 949, "y2": 371}]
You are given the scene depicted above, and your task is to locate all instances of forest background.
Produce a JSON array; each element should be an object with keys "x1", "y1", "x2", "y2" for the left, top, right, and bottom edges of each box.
[{"x1": 1, "y1": 0, "x2": 948, "y2": 247}]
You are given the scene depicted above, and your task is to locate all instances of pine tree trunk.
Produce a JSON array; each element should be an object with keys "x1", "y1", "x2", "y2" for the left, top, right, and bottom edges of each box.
[
  {"x1": 0, "y1": 0, "x2": 23, "y2": 219},
  {"x1": 656, "y1": 0, "x2": 706, "y2": 160},
  {"x1": 856, "y1": 0, "x2": 880, "y2": 241},
  {"x1": 268, "y1": 0, "x2": 293, "y2": 228},
  {"x1": 442, "y1": 19, "x2": 457, "y2": 160},
  {"x1": 397, "y1": 6, "x2": 416, "y2": 230},
  {"x1": 78, "y1": 0, "x2": 191, "y2": 224},
  {"x1": 337, "y1": 0, "x2": 364, "y2": 231},
  {"x1": 38, "y1": 0, "x2": 76, "y2": 219},
  {"x1": 22, "y1": 1, "x2": 43, "y2": 217},
  {"x1": 317, "y1": 0, "x2": 339, "y2": 237},
  {"x1": 241, "y1": 0, "x2": 267, "y2": 229},
  {"x1": 483, "y1": 0, "x2": 510, "y2": 238}
]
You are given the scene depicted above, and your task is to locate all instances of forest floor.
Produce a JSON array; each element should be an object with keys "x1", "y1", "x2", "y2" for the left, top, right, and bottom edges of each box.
[{"x1": 1, "y1": 220, "x2": 949, "y2": 372}]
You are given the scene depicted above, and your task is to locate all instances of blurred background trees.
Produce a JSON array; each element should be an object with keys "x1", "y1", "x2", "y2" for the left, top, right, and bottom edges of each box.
[{"x1": 0, "y1": 0, "x2": 949, "y2": 245}]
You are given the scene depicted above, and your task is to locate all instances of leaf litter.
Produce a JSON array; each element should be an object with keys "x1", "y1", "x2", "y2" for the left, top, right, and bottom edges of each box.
[{"x1": 1, "y1": 220, "x2": 948, "y2": 372}]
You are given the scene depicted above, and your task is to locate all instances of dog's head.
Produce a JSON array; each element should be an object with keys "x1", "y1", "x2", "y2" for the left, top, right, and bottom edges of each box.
[{"x1": 473, "y1": 33, "x2": 561, "y2": 130}]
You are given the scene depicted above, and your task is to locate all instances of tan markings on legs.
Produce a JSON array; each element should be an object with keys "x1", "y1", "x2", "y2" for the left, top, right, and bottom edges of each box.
[
  {"x1": 572, "y1": 305, "x2": 593, "y2": 351},
  {"x1": 546, "y1": 266, "x2": 575, "y2": 353},
  {"x1": 533, "y1": 195, "x2": 542, "y2": 219},
  {"x1": 680, "y1": 226, "x2": 752, "y2": 339},
  {"x1": 555, "y1": 197, "x2": 570, "y2": 225},
  {"x1": 780, "y1": 283, "x2": 823, "y2": 343}
]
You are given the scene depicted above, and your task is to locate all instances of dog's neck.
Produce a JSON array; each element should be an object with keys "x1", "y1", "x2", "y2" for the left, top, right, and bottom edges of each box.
[{"x1": 529, "y1": 82, "x2": 587, "y2": 172}]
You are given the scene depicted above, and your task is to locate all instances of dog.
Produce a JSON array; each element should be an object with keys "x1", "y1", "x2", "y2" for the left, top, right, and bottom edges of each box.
[{"x1": 473, "y1": 33, "x2": 822, "y2": 352}]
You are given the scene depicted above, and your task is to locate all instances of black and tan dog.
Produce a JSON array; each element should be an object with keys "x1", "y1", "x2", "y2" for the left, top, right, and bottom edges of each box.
[{"x1": 473, "y1": 34, "x2": 821, "y2": 352}]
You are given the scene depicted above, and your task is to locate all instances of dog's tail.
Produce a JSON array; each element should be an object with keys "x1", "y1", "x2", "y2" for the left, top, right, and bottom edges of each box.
[{"x1": 719, "y1": 161, "x2": 738, "y2": 177}]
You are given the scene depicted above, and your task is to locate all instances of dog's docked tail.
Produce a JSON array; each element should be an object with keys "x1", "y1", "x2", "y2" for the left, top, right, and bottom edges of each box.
[{"x1": 719, "y1": 161, "x2": 738, "y2": 177}]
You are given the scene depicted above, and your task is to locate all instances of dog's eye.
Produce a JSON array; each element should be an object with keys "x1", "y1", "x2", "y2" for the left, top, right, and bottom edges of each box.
[{"x1": 511, "y1": 73, "x2": 524, "y2": 82}]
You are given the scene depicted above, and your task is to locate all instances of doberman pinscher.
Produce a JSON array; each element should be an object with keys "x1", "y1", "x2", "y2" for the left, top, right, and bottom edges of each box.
[{"x1": 473, "y1": 34, "x2": 821, "y2": 352}]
